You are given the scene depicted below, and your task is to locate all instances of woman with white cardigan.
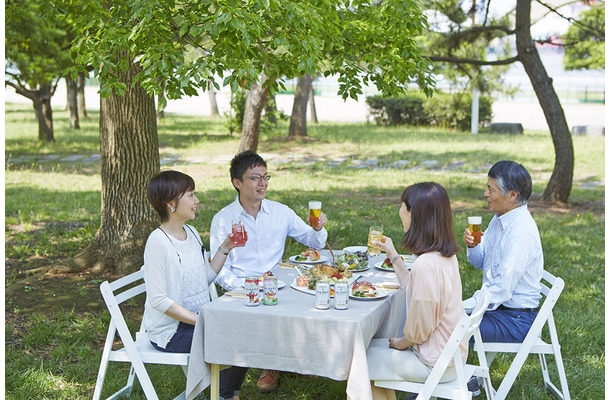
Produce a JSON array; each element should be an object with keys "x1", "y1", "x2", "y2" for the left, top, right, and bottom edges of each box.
[{"x1": 142, "y1": 170, "x2": 245, "y2": 353}]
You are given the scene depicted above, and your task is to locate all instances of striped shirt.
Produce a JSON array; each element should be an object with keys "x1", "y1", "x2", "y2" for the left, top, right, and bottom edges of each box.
[{"x1": 463, "y1": 204, "x2": 543, "y2": 312}]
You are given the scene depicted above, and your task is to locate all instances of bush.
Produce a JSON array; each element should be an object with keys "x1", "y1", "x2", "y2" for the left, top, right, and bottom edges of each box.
[
  {"x1": 366, "y1": 90, "x2": 492, "y2": 131},
  {"x1": 225, "y1": 89, "x2": 285, "y2": 135},
  {"x1": 424, "y1": 92, "x2": 492, "y2": 131},
  {"x1": 366, "y1": 93, "x2": 428, "y2": 126}
]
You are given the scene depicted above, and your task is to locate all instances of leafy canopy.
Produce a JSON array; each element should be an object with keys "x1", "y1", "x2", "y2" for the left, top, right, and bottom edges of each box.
[
  {"x1": 562, "y1": 5, "x2": 605, "y2": 71},
  {"x1": 61, "y1": 0, "x2": 435, "y2": 105},
  {"x1": 6, "y1": 0, "x2": 72, "y2": 89}
]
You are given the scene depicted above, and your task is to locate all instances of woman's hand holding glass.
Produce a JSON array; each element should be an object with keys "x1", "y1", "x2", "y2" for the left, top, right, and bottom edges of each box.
[
  {"x1": 223, "y1": 231, "x2": 248, "y2": 252},
  {"x1": 373, "y1": 235, "x2": 398, "y2": 260}
]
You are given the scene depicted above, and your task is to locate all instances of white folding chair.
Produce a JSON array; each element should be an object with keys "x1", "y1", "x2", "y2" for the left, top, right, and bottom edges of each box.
[
  {"x1": 475, "y1": 270, "x2": 570, "y2": 400},
  {"x1": 93, "y1": 269, "x2": 217, "y2": 400},
  {"x1": 374, "y1": 291, "x2": 494, "y2": 400}
]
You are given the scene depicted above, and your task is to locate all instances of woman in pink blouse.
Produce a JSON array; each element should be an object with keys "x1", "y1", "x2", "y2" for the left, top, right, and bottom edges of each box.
[{"x1": 367, "y1": 182, "x2": 466, "y2": 400}]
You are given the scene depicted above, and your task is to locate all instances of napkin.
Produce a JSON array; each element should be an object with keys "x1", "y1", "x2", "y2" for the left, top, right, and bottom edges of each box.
[{"x1": 224, "y1": 289, "x2": 245, "y2": 298}]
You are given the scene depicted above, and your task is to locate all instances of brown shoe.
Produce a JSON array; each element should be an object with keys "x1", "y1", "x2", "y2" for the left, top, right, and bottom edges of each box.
[{"x1": 257, "y1": 369, "x2": 280, "y2": 392}]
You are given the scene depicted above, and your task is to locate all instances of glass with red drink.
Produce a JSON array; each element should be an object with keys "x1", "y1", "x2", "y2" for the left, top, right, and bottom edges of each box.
[{"x1": 231, "y1": 220, "x2": 247, "y2": 246}]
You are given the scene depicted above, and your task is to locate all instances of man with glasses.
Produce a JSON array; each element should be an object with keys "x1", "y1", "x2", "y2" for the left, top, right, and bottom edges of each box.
[{"x1": 210, "y1": 150, "x2": 328, "y2": 399}]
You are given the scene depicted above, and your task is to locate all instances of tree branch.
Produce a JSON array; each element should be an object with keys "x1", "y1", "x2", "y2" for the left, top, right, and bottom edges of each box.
[
  {"x1": 426, "y1": 55, "x2": 520, "y2": 66},
  {"x1": 5, "y1": 79, "x2": 35, "y2": 100},
  {"x1": 451, "y1": 25, "x2": 515, "y2": 41},
  {"x1": 535, "y1": 0, "x2": 605, "y2": 37}
]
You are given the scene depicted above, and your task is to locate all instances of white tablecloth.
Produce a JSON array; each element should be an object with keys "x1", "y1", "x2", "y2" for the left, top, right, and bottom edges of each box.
[{"x1": 186, "y1": 251, "x2": 406, "y2": 400}]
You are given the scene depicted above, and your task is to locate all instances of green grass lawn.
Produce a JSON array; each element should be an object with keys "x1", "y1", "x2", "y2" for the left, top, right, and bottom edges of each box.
[{"x1": 4, "y1": 102, "x2": 605, "y2": 399}]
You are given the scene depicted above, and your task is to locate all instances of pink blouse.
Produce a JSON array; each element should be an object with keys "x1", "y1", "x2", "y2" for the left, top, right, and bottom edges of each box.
[{"x1": 400, "y1": 252, "x2": 467, "y2": 367}]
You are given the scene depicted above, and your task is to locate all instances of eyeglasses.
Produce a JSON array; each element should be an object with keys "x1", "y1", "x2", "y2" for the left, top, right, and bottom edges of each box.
[{"x1": 240, "y1": 174, "x2": 271, "y2": 183}]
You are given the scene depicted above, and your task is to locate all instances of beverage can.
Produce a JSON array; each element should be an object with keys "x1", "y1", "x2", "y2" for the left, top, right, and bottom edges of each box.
[
  {"x1": 334, "y1": 282, "x2": 349, "y2": 310},
  {"x1": 315, "y1": 281, "x2": 330, "y2": 309},
  {"x1": 263, "y1": 276, "x2": 278, "y2": 305},
  {"x1": 244, "y1": 277, "x2": 260, "y2": 306}
]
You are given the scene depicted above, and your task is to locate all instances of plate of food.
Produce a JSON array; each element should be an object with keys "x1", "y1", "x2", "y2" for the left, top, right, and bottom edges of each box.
[
  {"x1": 375, "y1": 255, "x2": 416, "y2": 271},
  {"x1": 290, "y1": 264, "x2": 359, "y2": 295},
  {"x1": 334, "y1": 251, "x2": 369, "y2": 271},
  {"x1": 289, "y1": 248, "x2": 329, "y2": 264},
  {"x1": 350, "y1": 280, "x2": 389, "y2": 300}
]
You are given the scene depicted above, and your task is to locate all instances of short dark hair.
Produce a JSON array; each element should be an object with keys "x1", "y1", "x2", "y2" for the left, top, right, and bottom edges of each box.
[
  {"x1": 488, "y1": 160, "x2": 532, "y2": 206},
  {"x1": 229, "y1": 150, "x2": 267, "y2": 192},
  {"x1": 147, "y1": 170, "x2": 195, "y2": 222},
  {"x1": 400, "y1": 182, "x2": 460, "y2": 257}
]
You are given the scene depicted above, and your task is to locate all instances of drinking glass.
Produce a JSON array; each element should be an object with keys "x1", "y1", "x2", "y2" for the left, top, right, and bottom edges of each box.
[
  {"x1": 231, "y1": 220, "x2": 247, "y2": 246},
  {"x1": 367, "y1": 226, "x2": 383, "y2": 256},
  {"x1": 468, "y1": 216, "x2": 482, "y2": 245},
  {"x1": 309, "y1": 201, "x2": 322, "y2": 228}
]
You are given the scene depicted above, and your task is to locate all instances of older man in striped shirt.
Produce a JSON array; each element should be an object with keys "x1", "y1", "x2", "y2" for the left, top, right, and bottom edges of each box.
[{"x1": 463, "y1": 160, "x2": 543, "y2": 343}]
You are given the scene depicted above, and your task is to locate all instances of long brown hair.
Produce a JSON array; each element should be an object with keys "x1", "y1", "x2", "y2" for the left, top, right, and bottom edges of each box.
[{"x1": 400, "y1": 182, "x2": 459, "y2": 257}]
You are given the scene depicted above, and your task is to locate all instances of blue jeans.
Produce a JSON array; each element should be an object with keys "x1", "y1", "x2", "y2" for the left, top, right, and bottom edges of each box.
[
  {"x1": 219, "y1": 366, "x2": 248, "y2": 398},
  {"x1": 479, "y1": 308, "x2": 537, "y2": 343},
  {"x1": 150, "y1": 322, "x2": 194, "y2": 353}
]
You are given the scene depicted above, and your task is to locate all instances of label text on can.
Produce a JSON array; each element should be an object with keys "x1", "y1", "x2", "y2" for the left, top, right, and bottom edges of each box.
[
  {"x1": 334, "y1": 282, "x2": 349, "y2": 310},
  {"x1": 263, "y1": 276, "x2": 278, "y2": 305},
  {"x1": 315, "y1": 281, "x2": 330, "y2": 309},
  {"x1": 244, "y1": 277, "x2": 260, "y2": 306}
]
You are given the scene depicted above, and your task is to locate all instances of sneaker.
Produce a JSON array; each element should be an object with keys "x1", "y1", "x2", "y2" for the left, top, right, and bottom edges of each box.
[
  {"x1": 467, "y1": 376, "x2": 481, "y2": 397},
  {"x1": 257, "y1": 369, "x2": 280, "y2": 392}
]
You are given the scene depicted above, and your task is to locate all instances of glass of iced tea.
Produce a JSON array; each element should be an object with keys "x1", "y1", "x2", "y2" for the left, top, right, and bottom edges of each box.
[
  {"x1": 231, "y1": 220, "x2": 247, "y2": 246},
  {"x1": 367, "y1": 226, "x2": 383, "y2": 256},
  {"x1": 309, "y1": 201, "x2": 322, "y2": 228},
  {"x1": 468, "y1": 216, "x2": 482, "y2": 245}
]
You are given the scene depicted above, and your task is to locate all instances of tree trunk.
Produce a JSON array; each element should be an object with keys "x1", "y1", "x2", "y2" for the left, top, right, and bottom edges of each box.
[
  {"x1": 66, "y1": 75, "x2": 80, "y2": 129},
  {"x1": 309, "y1": 82, "x2": 318, "y2": 124},
  {"x1": 515, "y1": 0, "x2": 573, "y2": 202},
  {"x1": 288, "y1": 74, "x2": 313, "y2": 137},
  {"x1": 32, "y1": 85, "x2": 55, "y2": 142},
  {"x1": 265, "y1": 94, "x2": 278, "y2": 127},
  {"x1": 208, "y1": 81, "x2": 220, "y2": 118},
  {"x1": 239, "y1": 78, "x2": 269, "y2": 153},
  {"x1": 53, "y1": 53, "x2": 160, "y2": 274},
  {"x1": 77, "y1": 71, "x2": 87, "y2": 119}
]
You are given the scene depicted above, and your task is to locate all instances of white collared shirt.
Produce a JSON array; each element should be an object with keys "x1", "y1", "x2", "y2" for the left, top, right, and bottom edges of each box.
[
  {"x1": 463, "y1": 204, "x2": 543, "y2": 312},
  {"x1": 210, "y1": 196, "x2": 328, "y2": 290}
]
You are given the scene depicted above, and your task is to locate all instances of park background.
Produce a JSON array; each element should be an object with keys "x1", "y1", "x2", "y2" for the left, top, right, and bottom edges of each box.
[{"x1": 4, "y1": 0, "x2": 605, "y2": 399}]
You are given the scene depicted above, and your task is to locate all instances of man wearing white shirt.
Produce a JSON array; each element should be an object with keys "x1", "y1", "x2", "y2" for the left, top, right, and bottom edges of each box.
[
  {"x1": 210, "y1": 150, "x2": 328, "y2": 398},
  {"x1": 463, "y1": 160, "x2": 543, "y2": 343}
]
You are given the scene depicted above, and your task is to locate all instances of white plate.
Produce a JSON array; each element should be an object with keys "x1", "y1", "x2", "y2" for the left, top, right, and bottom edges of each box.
[
  {"x1": 288, "y1": 254, "x2": 329, "y2": 264},
  {"x1": 290, "y1": 279, "x2": 316, "y2": 295},
  {"x1": 343, "y1": 246, "x2": 368, "y2": 254},
  {"x1": 349, "y1": 288, "x2": 389, "y2": 300},
  {"x1": 375, "y1": 255, "x2": 414, "y2": 271},
  {"x1": 346, "y1": 265, "x2": 370, "y2": 272}
]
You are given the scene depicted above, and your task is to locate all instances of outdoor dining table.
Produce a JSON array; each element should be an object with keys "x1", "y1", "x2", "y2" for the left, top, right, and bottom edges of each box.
[{"x1": 185, "y1": 250, "x2": 407, "y2": 400}]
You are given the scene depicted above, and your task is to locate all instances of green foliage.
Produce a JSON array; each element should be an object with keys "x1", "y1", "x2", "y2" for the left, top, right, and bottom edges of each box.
[
  {"x1": 562, "y1": 6, "x2": 605, "y2": 71},
  {"x1": 61, "y1": 0, "x2": 435, "y2": 103},
  {"x1": 366, "y1": 93, "x2": 429, "y2": 126},
  {"x1": 366, "y1": 91, "x2": 492, "y2": 130},
  {"x1": 424, "y1": 91, "x2": 492, "y2": 131},
  {"x1": 417, "y1": 0, "x2": 515, "y2": 95},
  {"x1": 5, "y1": 0, "x2": 72, "y2": 89}
]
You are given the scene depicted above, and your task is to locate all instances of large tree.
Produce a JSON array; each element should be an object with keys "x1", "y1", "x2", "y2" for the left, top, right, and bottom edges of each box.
[
  {"x1": 5, "y1": 0, "x2": 72, "y2": 142},
  {"x1": 62, "y1": 0, "x2": 434, "y2": 272},
  {"x1": 419, "y1": 0, "x2": 586, "y2": 202}
]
